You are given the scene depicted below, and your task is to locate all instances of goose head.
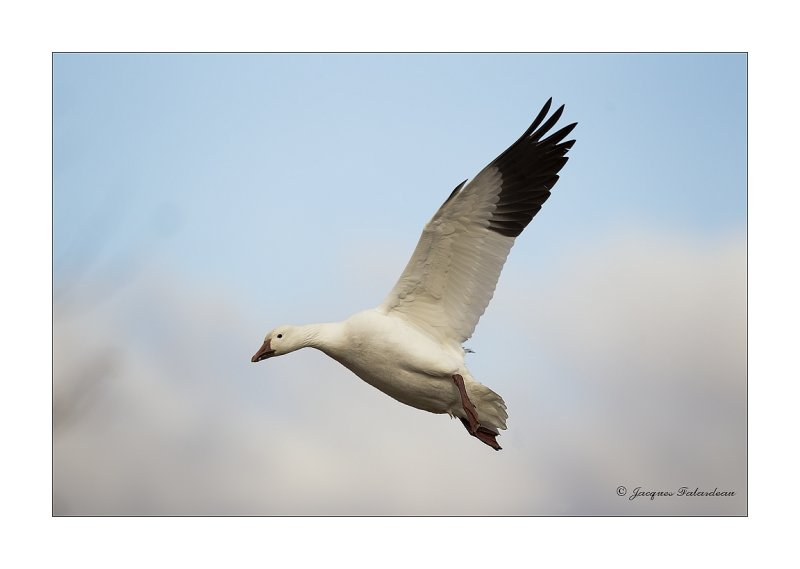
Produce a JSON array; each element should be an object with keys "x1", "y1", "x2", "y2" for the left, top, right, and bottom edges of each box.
[{"x1": 251, "y1": 326, "x2": 302, "y2": 362}]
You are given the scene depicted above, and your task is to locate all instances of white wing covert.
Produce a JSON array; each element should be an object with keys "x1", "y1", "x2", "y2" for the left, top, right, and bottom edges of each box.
[{"x1": 379, "y1": 99, "x2": 577, "y2": 349}]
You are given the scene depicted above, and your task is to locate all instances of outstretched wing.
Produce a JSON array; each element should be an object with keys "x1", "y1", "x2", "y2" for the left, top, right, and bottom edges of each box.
[{"x1": 378, "y1": 99, "x2": 576, "y2": 348}]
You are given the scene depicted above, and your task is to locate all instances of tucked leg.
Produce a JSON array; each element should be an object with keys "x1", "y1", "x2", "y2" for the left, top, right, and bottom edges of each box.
[
  {"x1": 459, "y1": 418, "x2": 502, "y2": 451},
  {"x1": 452, "y1": 373, "x2": 480, "y2": 434}
]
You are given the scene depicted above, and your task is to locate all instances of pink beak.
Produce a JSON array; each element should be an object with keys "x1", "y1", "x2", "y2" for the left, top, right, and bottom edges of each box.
[{"x1": 251, "y1": 339, "x2": 275, "y2": 363}]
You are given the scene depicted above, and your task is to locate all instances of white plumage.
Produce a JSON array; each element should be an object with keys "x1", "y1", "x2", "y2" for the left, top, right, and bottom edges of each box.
[{"x1": 252, "y1": 99, "x2": 576, "y2": 450}]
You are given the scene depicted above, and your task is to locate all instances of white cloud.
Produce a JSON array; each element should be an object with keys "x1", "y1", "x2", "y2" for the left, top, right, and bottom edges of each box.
[{"x1": 53, "y1": 228, "x2": 746, "y2": 515}]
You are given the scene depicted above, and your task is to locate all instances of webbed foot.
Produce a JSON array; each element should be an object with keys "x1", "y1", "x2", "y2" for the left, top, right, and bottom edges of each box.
[{"x1": 459, "y1": 418, "x2": 502, "y2": 451}]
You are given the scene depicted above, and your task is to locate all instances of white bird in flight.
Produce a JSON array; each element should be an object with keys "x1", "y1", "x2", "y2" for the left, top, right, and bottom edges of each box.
[{"x1": 252, "y1": 99, "x2": 576, "y2": 450}]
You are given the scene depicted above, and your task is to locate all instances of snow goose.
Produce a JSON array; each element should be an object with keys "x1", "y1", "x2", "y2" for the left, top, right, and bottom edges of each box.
[{"x1": 252, "y1": 99, "x2": 576, "y2": 450}]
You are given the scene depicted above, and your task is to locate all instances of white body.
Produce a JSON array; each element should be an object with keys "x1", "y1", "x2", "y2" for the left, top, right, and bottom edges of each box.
[{"x1": 313, "y1": 310, "x2": 507, "y2": 429}]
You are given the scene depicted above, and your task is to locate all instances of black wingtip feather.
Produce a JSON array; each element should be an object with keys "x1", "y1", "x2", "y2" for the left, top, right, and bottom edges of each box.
[
  {"x1": 540, "y1": 122, "x2": 578, "y2": 146},
  {"x1": 529, "y1": 98, "x2": 553, "y2": 134},
  {"x1": 530, "y1": 104, "x2": 565, "y2": 141},
  {"x1": 485, "y1": 100, "x2": 576, "y2": 238},
  {"x1": 512, "y1": 98, "x2": 553, "y2": 148}
]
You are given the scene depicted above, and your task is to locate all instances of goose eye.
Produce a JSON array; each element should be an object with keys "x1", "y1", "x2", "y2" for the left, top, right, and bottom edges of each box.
[{"x1": 277, "y1": 334, "x2": 283, "y2": 339}]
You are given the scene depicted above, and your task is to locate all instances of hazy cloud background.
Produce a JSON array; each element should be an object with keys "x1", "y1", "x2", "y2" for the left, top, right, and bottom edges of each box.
[{"x1": 53, "y1": 53, "x2": 746, "y2": 515}]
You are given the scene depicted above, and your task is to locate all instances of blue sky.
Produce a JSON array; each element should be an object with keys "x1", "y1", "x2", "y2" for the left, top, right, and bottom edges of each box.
[
  {"x1": 54, "y1": 53, "x2": 745, "y2": 307},
  {"x1": 53, "y1": 53, "x2": 746, "y2": 515}
]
